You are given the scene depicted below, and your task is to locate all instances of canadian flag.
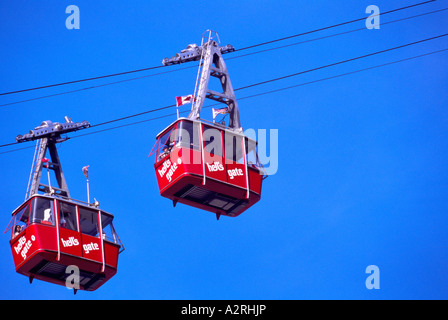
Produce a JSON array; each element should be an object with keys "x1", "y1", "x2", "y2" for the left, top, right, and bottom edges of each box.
[
  {"x1": 82, "y1": 165, "x2": 89, "y2": 179},
  {"x1": 42, "y1": 158, "x2": 50, "y2": 168},
  {"x1": 176, "y1": 95, "x2": 195, "y2": 107},
  {"x1": 212, "y1": 107, "x2": 229, "y2": 119}
]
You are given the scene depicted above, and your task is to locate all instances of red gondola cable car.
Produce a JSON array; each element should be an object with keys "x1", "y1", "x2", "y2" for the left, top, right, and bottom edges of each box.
[
  {"x1": 151, "y1": 31, "x2": 267, "y2": 219},
  {"x1": 4, "y1": 118, "x2": 124, "y2": 292}
]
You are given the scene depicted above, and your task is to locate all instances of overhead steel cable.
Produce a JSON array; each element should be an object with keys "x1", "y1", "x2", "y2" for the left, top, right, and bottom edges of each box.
[
  {"x1": 0, "y1": 65, "x2": 165, "y2": 97},
  {"x1": 235, "y1": 48, "x2": 448, "y2": 101},
  {"x1": 227, "y1": 7, "x2": 448, "y2": 61},
  {"x1": 234, "y1": 33, "x2": 448, "y2": 92},
  {"x1": 0, "y1": 0, "x2": 437, "y2": 97},
  {"x1": 73, "y1": 47, "x2": 448, "y2": 140},
  {"x1": 0, "y1": 33, "x2": 446, "y2": 149},
  {"x1": 0, "y1": 65, "x2": 196, "y2": 108},
  {"x1": 90, "y1": 104, "x2": 177, "y2": 128},
  {"x1": 2, "y1": 6, "x2": 447, "y2": 109},
  {"x1": 86, "y1": 34, "x2": 448, "y2": 131},
  {"x1": 235, "y1": 0, "x2": 437, "y2": 52},
  {"x1": 1, "y1": 46, "x2": 446, "y2": 155}
]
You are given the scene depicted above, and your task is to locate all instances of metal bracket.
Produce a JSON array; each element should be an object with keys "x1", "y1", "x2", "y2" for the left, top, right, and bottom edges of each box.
[
  {"x1": 17, "y1": 117, "x2": 90, "y2": 200},
  {"x1": 189, "y1": 31, "x2": 241, "y2": 131},
  {"x1": 162, "y1": 30, "x2": 241, "y2": 131}
]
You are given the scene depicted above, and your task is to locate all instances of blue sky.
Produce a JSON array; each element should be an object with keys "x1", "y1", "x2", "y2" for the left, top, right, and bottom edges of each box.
[{"x1": 0, "y1": 0, "x2": 447, "y2": 300}]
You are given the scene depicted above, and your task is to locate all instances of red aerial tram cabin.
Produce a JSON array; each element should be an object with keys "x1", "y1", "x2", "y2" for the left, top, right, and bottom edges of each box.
[
  {"x1": 153, "y1": 30, "x2": 267, "y2": 219},
  {"x1": 5, "y1": 194, "x2": 123, "y2": 291},
  {"x1": 152, "y1": 118, "x2": 265, "y2": 219},
  {"x1": 154, "y1": 30, "x2": 265, "y2": 219},
  {"x1": 6, "y1": 118, "x2": 124, "y2": 292}
]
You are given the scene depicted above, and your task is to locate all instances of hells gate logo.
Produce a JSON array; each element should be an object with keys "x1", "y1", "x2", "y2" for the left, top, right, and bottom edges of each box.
[
  {"x1": 228, "y1": 168, "x2": 244, "y2": 179},
  {"x1": 206, "y1": 161, "x2": 224, "y2": 172},
  {"x1": 83, "y1": 242, "x2": 99, "y2": 254},
  {"x1": 207, "y1": 161, "x2": 244, "y2": 180},
  {"x1": 14, "y1": 235, "x2": 35, "y2": 259},
  {"x1": 61, "y1": 236, "x2": 80, "y2": 247},
  {"x1": 158, "y1": 158, "x2": 182, "y2": 182}
]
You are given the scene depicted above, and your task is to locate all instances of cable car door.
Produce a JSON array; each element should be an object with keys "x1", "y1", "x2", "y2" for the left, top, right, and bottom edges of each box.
[
  {"x1": 224, "y1": 132, "x2": 247, "y2": 190},
  {"x1": 202, "y1": 125, "x2": 227, "y2": 183}
]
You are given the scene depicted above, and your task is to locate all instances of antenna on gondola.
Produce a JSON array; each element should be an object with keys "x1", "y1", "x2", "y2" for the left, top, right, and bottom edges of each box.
[{"x1": 82, "y1": 165, "x2": 90, "y2": 203}]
